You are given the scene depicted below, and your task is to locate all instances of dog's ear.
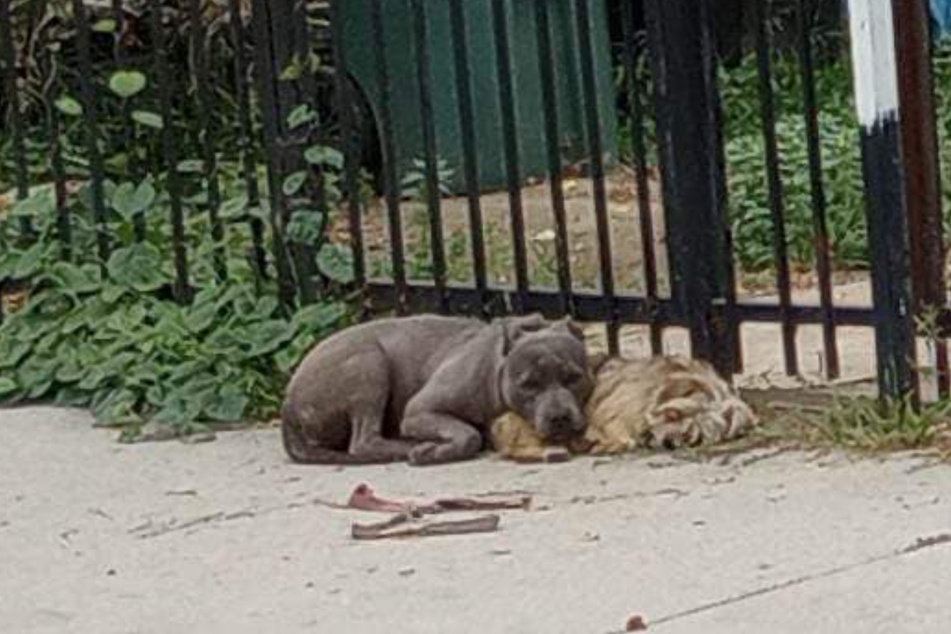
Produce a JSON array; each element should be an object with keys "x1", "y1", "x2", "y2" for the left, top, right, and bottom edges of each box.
[
  {"x1": 500, "y1": 313, "x2": 548, "y2": 355},
  {"x1": 552, "y1": 316, "x2": 585, "y2": 342}
]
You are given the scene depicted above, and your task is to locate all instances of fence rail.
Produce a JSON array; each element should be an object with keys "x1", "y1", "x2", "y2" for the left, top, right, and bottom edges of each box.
[{"x1": 0, "y1": 0, "x2": 948, "y2": 403}]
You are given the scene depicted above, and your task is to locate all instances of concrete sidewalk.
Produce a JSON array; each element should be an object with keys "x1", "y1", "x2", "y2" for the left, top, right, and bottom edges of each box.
[{"x1": 1, "y1": 406, "x2": 949, "y2": 633}]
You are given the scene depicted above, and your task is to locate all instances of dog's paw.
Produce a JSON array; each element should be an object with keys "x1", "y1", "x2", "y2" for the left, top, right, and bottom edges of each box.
[
  {"x1": 542, "y1": 447, "x2": 572, "y2": 463},
  {"x1": 408, "y1": 442, "x2": 442, "y2": 466},
  {"x1": 643, "y1": 422, "x2": 697, "y2": 450}
]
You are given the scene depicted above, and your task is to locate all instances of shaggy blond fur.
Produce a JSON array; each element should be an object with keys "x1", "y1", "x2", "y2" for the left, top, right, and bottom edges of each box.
[{"x1": 490, "y1": 355, "x2": 758, "y2": 462}]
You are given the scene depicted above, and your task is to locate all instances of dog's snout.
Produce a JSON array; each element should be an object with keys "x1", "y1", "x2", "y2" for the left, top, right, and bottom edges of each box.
[
  {"x1": 549, "y1": 413, "x2": 573, "y2": 431},
  {"x1": 541, "y1": 406, "x2": 584, "y2": 440}
]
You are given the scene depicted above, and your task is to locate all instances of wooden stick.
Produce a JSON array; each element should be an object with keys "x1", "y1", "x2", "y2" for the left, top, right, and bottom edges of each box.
[{"x1": 351, "y1": 514, "x2": 501, "y2": 540}]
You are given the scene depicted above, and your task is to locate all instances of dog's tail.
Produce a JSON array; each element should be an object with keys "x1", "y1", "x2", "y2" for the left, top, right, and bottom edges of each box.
[{"x1": 280, "y1": 402, "x2": 391, "y2": 465}]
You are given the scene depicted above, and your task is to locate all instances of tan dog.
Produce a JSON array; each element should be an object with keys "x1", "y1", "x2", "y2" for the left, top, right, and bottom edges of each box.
[{"x1": 490, "y1": 354, "x2": 758, "y2": 462}]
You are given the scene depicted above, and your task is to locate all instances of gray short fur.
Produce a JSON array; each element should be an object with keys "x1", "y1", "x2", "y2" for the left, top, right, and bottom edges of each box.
[{"x1": 281, "y1": 313, "x2": 593, "y2": 466}]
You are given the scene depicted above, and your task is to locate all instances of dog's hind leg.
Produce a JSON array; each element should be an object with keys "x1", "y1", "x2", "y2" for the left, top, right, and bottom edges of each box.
[
  {"x1": 282, "y1": 345, "x2": 415, "y2": 464},
  {"x1": 282, "y1": 406, "x2": 396, "y2": 465},
  {"x1": 401, "y1": 413, "x2": 483, "y2": 466},
  {"x1": 349, "y1": 412, "x2": 417, "y2": 462}
]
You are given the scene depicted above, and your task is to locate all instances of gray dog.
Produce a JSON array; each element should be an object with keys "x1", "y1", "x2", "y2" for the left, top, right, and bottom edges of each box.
[{"x1": 281, "y1": 313, "x2": 593, "y2": 466}]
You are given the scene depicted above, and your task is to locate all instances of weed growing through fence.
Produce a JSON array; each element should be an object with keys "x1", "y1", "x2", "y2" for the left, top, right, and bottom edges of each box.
[{"x1": 795, "y1": 396, "x2": 951, "y2": 453}]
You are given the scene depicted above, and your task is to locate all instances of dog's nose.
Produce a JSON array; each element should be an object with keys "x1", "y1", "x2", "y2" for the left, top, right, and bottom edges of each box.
[{"x1": 549, "y1": 414, "x2": 573, "y2": 432}]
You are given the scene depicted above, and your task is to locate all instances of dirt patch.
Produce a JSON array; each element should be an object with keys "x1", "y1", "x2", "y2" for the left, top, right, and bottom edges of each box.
[{"x1": 347, "y1": 167, "x2": 671, "y2": 294}]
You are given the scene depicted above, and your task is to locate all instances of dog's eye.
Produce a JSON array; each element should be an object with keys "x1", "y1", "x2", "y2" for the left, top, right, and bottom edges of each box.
[
  {"x1": 519, "y1": 376, "x2": 541, "y2": 391},
  {"x1": 564, "y1": 371, "x2": 583, "y2": 385}
]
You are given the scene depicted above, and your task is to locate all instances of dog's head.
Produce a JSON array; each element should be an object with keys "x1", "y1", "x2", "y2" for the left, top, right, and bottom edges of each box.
[{"x1": 497, "y1": 314, "x2": 593, "y2": 442}]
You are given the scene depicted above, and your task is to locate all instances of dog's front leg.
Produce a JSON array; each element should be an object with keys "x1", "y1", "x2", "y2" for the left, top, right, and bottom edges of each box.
[{"x1": 400, "y1": 412, "x2": 483, "y2": 466}]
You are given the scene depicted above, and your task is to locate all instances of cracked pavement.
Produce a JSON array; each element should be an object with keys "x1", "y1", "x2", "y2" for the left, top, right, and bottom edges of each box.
[{"x1": 2, "y1": 406, "x2": 950, "y2": 633}]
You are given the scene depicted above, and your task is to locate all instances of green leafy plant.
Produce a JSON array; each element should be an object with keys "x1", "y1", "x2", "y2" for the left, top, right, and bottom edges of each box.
[{"x1": 0, "y1": 166, "x2": 352, "y2": 441}]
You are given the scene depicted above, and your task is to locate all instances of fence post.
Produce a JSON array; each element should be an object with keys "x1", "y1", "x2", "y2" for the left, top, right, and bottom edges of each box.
[
  {"x1": 893, "y1": 0, "x2": 948, "y2": 398},
  {"x1": 643, "y1": 0, "x2": 737, "y2": 377},
  {"x1": 846, "y1": 0, "x2": 918, "y2": 401}
]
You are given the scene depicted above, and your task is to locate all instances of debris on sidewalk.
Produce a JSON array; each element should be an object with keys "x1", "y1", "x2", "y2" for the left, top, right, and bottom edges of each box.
[
  {"x1": 316, "y1": 483, "x2": 531, "y2": 515},
  {"x1": 316, "y1": 483, "x2": 530, "y2": 541},
  {"x1": 352, "y1": 513, "x2": 501, "y2": 541}
]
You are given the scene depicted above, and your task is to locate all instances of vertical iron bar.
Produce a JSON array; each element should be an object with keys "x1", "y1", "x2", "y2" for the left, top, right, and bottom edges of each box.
[
  {"x1": 71, "y1": 0, "x2": 110, "y2": 263},
  {"x1": 644, "y1": 0, "x2": 736, "y2": 376},
  {"x1": 276, "y1": 0, "x2": 320, "y2": 306},
  {"x1": 251, "y1": 0, "x2": 298, "y2": 306},
  {"x1": 266, "y1": 0, "x2": 317, "y2": 306},
  {"x1": 370, "y1": 0, "x2": 407, "y2": 314},
  {"x1": 0, "y1": 2, "x2": 9, "y2": 325},
  {"x1": 620, "y1": 0, "x2": 661, "y2": 354},
  {"x1": 51, "y1": 103, "x2": 72, "y2": 262},
  {"x1": 893, "y1": 0, "x2": 948, "y2": 398},
  {"x1": 533, "y1": 0, "x2": 574, "y2": 317},
  {"x1": 0, "y1": 0, "x2": 30, "y2": 236},
  {"x1": 449, "y1": 0, "x2": 489, "y2": 316},
  {"x1": 329, "y1": 0, "x2": 367, "y2": 298},
  {"x1": 846, "y1": 0, "x2": 917, "y2": 401},
  {"x1": 228, "y1": 0, "x2": 269, "y2": 281},
  {"x1": 44, "y1": 48, "x2": 72, "y2": 262},
  {"x1": 575, "y1": 0, "x2": 618, "y2": 354},
  {"x1": 704, "y1": 0, "x2": 743, "y2": 374},
  {"x1": 189, "y1": 0, "x2": 227, "y2": 281},
  {"x1": 798, "y1": 0, "x2": 840, "y2": 379},
  {"x1": 111, "y1": 0, "x2": 146, "y2": 242},
  {"x1": 491, "y1": 0, "x2": 529, "y2": 313},
  {"x1": 151, "y1": 4, "x2": 190, "y2": 302},
  {"x1": 411, "y1": 0, "x2": 448, "y2": 312},
  {"x1": 110, "y1": 0, "x2": 125, "y2": 60},
  {"x1": 754, "y1": 0, "x2": 798, "y2": 375}
]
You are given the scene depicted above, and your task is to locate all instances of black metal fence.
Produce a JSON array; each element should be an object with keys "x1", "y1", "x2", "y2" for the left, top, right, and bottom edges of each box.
[{"x1": 0, "y1": 0, "x2": 947, "y2": 403}]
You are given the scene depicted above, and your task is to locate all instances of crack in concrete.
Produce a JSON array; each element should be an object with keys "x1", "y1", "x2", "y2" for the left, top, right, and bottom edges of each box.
[{"x1": 647, "y1": 532, "x2": 951, "y2": 629}]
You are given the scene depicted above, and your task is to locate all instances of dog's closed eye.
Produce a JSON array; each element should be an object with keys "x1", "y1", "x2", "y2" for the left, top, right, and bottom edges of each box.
[
  {"x1": 563, "y1": 370, "x2": 584, "y2": 386},
  {"x1": 519, "y1": 376, "x2": 542, "y2": 391}
]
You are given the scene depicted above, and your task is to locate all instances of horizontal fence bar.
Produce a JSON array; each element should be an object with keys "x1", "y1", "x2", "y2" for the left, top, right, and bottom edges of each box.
[{"x1": 364, "y1": 281, "x2": 879, "y2": 328}]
